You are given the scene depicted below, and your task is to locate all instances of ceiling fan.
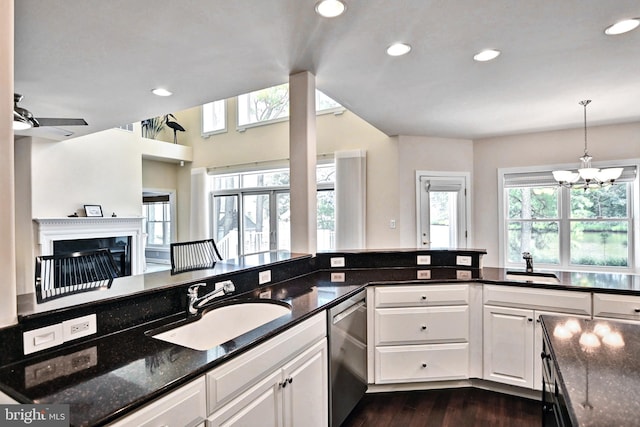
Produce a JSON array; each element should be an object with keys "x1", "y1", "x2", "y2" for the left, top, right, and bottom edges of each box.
[{"x1": 13, "y1": 93, "x2": 88, "y2": 130}]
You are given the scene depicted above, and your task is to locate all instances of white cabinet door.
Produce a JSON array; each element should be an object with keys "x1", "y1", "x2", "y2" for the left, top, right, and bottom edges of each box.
[
  {"x1": 281, "y1": 340, "x2": 328, "y2": 427},
  {"x1": 483, "y1": 305, "x2": 534, "y2": 388},
  {"x1": 208, "y1": 370, "x2": 282, "y2": 427}
]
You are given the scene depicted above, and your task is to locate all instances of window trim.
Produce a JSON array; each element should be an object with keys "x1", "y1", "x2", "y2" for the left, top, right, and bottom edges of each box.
[{"x1": 498, "y1": 159, "x2": 640, "y2": 273}]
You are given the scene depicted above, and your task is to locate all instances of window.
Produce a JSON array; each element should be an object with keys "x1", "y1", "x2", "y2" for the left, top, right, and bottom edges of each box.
[
  {"x1": 501, "y1": 166, "x2": 637, "y2": 271},
  {"x1": 201, "y1": 100, "x2": 227, "y2": 136},
  {"x1": 237, "y1": 83, "x2": 343, "y2": 129},
  {"x1": 211, "y1": 163, "x2": 335, "y2": 258},
  {"x1": 143, "y1": 195, "x2": 171, "y2": 247}
]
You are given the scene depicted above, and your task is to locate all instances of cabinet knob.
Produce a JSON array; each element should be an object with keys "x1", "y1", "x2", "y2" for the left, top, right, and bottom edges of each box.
[
  {"x1": 421, "y1": 296, "x2": 427, "y2": 300},
  {"x1": 421, "y1": 363, "x2": 427, "y2": 368},
  {"x1": 527, "y1": 318, "x2": 533, "y2": 322},
  {"x1": 421, "y1": 325, "x2": 427, "y2": 330},
  {"x1": 634, "y1": 308, "x2": 640, "y2": 313},
  {"x1": 288, "y1": 377, "x2": 293, "y2": 384}
]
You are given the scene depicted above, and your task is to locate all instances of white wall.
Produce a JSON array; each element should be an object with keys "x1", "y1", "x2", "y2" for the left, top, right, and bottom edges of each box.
[
  {"x1": 1, "y1": 0, "x2": 17, "y2": 327},
  {"x1": 473, "y1": 122, "x2": 640, "y2": 267},
  {"x1": 397, "y1": 135, "x2": 474, "y2": 247}
]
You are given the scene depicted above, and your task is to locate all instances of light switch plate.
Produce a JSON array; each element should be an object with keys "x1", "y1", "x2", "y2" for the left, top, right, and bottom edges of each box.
[{"x1": 24, "y1": 324, "x2": 64, "y2": 355}]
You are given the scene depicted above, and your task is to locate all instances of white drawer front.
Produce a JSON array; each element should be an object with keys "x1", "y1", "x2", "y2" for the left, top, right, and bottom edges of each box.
[
  {"x1": 206, "y1": 311, "x2": 326, "y2": 414},
  {"x1": 375, "y1": 284, "x2": 469, "y2": 308},
  {"x1": 483, "y1": 285, "x2": 591, "y2": 315},
  {"x1": 593, "y1": 293, "x2": 640, "y2": 320},
  {"x1": 375, "y1": 306, "x2": 469, "y2": 345},
  {"x1": 375, "y1": 343, "x2": 469, "y2": 384},
  {"x1": 108, "y1": 377, "x2": 206, "y2": 427}
]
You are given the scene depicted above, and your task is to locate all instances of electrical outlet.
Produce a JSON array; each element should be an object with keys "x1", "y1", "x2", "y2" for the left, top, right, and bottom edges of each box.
[
  {"x1": 62, "y1": 314, "x2": 97, "y2": 342},
  {"x1": 330, "y1": 257, "x2": 345, "y2": 267},
  {"x1": 456, "y1": 255, "x2": 472, "y2": 266},
  {"x1": 331, "y1": 272, "x2": 345, "y2": 282},
  {"x1": 417, "y1": 255, "x2": 431, "y2": 265},
  {"x1": 259, "y1": 269, "x2": 271, "y2": 285}
]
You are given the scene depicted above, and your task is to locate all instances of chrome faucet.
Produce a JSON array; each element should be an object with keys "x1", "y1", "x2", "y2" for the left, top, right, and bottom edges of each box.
[
  {"x1": 187, "y1": 280, "x2": 235, "y2": 316},
  {"x1": 522, "y1": 252, "x2": 533, "y2": 273}
]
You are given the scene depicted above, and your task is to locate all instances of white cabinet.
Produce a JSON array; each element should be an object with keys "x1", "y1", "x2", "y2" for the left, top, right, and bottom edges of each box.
[
  {"x1": 108, "y1": 376, "x2": 207, "y2": 427},
  {"x1": 208, "y1": 339, "x2": 328, "y2": 427},
  {"x1": 369, "y1": 284, "x2": 470, "y2": 384},
  {"x1": 483, "y1": 285, "x2": 591, "y2": 390},
  {"x1": 207, "y1": 312, "x2": 328, "y2": 427},
  {"x1": 483, "y1": 306, "x2": 534, "y2": 388}
]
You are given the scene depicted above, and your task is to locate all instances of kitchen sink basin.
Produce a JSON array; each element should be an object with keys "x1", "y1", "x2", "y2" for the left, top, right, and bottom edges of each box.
[
  {"x1": 151, "y1": 299, "x2": 292, "y2": 351},
  {"x1": 505, "y1": 271, "x2": 560, "y2": 284}
]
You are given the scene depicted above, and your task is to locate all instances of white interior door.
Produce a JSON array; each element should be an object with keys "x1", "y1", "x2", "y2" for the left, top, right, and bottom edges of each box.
[{"x1": 417, "y1": 174, "x2": 469, "y2": 248}]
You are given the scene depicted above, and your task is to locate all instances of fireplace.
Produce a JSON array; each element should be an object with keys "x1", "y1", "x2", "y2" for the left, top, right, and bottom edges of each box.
[
  {"x1": 53, "y1": 236, "x2": 132, "y2": 276},
  {"x1": 34, "y1": 217, "x2": 144, "y2": 275}
]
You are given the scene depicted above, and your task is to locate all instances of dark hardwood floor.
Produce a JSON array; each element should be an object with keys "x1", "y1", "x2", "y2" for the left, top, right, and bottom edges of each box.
[{"x1": 341, "y1": 388, "x2": 541, "y2": 427}]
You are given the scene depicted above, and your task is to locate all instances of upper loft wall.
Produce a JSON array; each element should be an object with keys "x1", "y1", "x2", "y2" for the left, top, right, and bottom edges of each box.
[
  {"x1": 30, "y1": 128, "x2": 143, "y2": 218},
  {"x1": 473, "y1": 121, "x2": 640, "y2": 268},
  {"x1": 171, "y1": 97, "x2": 402, "y2": 249}
]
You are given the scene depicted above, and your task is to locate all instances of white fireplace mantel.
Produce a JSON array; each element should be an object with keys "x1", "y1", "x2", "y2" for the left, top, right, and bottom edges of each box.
[{"x1": 34, "y1": 217, "x2": 145, "y2": 275}]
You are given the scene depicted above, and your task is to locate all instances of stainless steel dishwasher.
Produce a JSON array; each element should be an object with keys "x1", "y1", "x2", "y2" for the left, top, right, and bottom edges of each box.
[{"x1": 328, "y1": 290, "x2": 367, "y2": 427}]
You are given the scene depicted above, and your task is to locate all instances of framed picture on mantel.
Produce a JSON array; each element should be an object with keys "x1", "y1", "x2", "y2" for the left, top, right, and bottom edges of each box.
[{"x1": 84, "y1": 204, "x2": 103, "y2": 217}]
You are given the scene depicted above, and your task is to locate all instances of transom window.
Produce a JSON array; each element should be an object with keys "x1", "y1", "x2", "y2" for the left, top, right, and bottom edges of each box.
[
  {"x1": 501, "y1": 166, "x2": 637, "y2": 271},
  {"x1": 237, "y1": 83, "x2": 343, "y2": 129}
]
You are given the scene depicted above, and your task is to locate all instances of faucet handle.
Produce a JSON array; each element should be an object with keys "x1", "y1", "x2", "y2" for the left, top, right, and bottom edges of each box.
[
  {"x1": 188, "y1": 283, "x2": 206, "y2": 296},
  {"x1": 220, "y1": 280, "x2": 235, "y2": 294}
]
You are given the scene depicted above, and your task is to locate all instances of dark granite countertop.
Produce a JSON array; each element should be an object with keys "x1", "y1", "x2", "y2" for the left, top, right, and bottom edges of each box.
[
  {"x1": 5, "y1": 255, "x2": 640, "y2": 426},
  {"x1": 540, "y1": 315, "x2": 640, "y2": 426}
]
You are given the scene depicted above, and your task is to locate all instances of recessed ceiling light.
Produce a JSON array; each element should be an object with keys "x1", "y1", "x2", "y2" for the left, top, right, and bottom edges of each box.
[
  {"x1": 386, "y1": 43, "x2": 411, "y2": 57},
  {"x1": 473, "y1": 49, "x2": 501, "y2": 62},
  {"x1": 315, "y1": 0, "x2": 346, "y2": 18},
  {"x1": 151, "y1": 88, "x2": 173, "y2": 97},
  {"x1": 604, "y1": 18, "x2": 640, "y2": 35}
]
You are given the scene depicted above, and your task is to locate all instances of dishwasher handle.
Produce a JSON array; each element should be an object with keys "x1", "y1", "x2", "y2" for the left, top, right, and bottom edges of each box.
[{"x1": 332, "y1": 300, "x2": 366, "y2": 325}]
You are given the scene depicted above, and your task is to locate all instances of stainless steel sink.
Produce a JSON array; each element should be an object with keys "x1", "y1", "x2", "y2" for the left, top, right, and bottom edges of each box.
[
  {"x1": 151, "y1": 299, "x2": 292, "y2": 351},
  {"x1": 505, "y1": 271, "x2": 560, "y2": 284}
]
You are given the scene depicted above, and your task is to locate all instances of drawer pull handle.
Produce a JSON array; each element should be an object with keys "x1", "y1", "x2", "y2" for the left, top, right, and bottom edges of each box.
[
  {"x1": 421, "y1": 295, "x2": 427, "y2": 300},
  {"x1": 634, "y1": 308, "x2": 640, "y2": 313},
  {"x1": 421, "y1": 363, "x2": 427, "y2": 368},
  {"x1": 527, "y1": 318, "x2": 533, "y2": 322},
  {"x1": 421, "y1": 325, "x2": 427, "y2": 330}
]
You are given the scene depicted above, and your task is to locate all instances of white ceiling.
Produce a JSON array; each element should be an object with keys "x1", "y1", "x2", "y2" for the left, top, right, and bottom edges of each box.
[{"x1": 13, "y1": 0, "x2": 640, "y2": 140}]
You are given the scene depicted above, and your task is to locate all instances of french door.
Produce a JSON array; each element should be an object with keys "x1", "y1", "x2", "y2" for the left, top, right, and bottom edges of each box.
[
  {"x1": 213, "y1": 190, "x2": 290, "y2": 258},
  {"x1": 417, "y1": 173, "x2": 469, "y2": 248}
]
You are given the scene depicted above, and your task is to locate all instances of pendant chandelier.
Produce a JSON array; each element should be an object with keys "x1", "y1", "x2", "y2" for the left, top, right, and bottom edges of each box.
[{"x1": 552, "y1": 100, "x2": 622, "y2": 189}]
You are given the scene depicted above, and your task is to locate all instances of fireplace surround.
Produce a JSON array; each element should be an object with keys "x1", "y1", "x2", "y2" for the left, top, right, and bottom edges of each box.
[{"x1": 34, "y1": 217, "x2": 145, "y2": 276}]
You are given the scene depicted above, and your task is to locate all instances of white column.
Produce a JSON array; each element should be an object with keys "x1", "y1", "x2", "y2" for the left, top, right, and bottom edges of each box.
[
  {"x1": 0, "y1": 1, "x2": 17, "y2": 327},
  {"x1": 190, "y1": 168, "x2": 211, "y2": 241},
  {"x1": 289, "y1": 71, "x2": 317, "y2": 254}
]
